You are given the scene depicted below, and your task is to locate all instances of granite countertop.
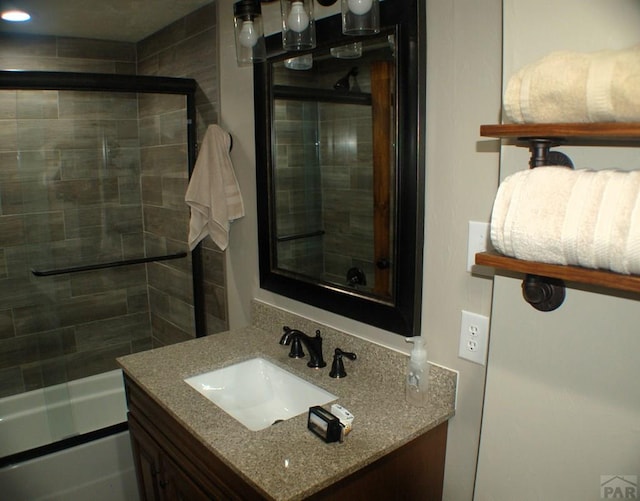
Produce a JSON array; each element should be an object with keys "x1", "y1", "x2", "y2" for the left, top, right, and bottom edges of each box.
[{"x1": 117, "y1": 303, "x2": 457, "y2": 501}]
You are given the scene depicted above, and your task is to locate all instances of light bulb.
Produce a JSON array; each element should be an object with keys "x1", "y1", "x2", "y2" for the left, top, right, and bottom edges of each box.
[
  {"x1": 238, "y1": 20, "x2": 259, "y2": 48},
  {"x1": 287, "y1": 1, "x2": 309, "y2": 33},
  {"x1": 347, "y1": 0, "x2": 373, "y2": 16},
  {"x1": 1, "y1": 9, "x2": 31, "y2": 22}
]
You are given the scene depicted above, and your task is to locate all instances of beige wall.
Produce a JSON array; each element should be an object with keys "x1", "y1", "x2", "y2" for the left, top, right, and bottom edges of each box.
[
  {"x1": 424, "y1": 2, "x2": 501, "y2": 499},
  {"x1": 476, "y1": 1, "x2": 640, "y2": 500},
  {"x1": 219, "y1": 0, "x2": 501, "y2": 500}
]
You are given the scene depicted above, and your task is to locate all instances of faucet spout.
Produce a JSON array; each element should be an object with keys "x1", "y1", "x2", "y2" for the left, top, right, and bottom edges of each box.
[{"x1": 279, "y1": 326, "x2": 326, "y2": 368}]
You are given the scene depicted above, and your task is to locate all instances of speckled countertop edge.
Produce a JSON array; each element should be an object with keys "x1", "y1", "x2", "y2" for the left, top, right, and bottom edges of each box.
[{"x1": 117, "y1": 301, "x2": 457, "y2": 501}]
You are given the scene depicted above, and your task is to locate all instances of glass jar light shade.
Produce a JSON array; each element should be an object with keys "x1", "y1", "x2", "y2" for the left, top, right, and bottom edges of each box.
[
  {"x1": 281, "y1": 0, "x2": 316, "y2": 51},
  {"x1": 341, "y1": 0, "x2": 379, "y2": 35},
  {"x1": 284, "y1": 54, "x2": 313, "y2": 70},
  {"x1": 234, "y1": 0, "x2": 266, "y2": 65}
]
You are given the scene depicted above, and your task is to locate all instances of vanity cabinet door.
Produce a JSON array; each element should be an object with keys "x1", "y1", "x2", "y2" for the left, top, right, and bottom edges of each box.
[
  {"x1": 129, "y1": 413, "x2": 213, "y2": 501},
  {"x1": 129, "y1": 414, "x2": 163, "y2": 501},
  {"x1": 161, "y1": 454, "x2": 212, "y2": 501},
  {"x1": 125, "y1": 376, "x2": 265, "y2": 500}
]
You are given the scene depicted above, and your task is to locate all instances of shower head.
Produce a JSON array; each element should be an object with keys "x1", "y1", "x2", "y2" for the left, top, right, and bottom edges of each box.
[{"x1": 333, "y1": 67, "x2": 359, "y2": 91}]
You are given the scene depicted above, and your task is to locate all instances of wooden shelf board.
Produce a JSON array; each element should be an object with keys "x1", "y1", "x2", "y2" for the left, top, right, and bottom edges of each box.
[
  {"x1": 480, "y1": 123, "x2": 640, "y2": 142},
  {"x1": 475, "y1": 251, "x2": 640, "y2": 294}
]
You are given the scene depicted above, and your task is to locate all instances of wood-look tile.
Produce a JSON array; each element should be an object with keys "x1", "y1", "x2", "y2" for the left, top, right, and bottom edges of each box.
[
  {"x1": 150, "y1": 313, "x2": 193, "y2": 347},
  {"x1": 24, "y1": 212, "x2": 65, "y2": 244},
  {"x1": 160, "y1": 109, "x2": 188, "y2": 145},
  {"x1": 118, "y1": 175, "x2": 143, "y2": 205},
  {"x1": 13, "y1": 290, "x2": 128, "y2": 335},
  {"x1": 70, "y1": 265, "x2": 147, "y2": 297},
  {"x1": 0, "y1": 91, "x2": 17, "y2": 119},
  {"x1": 0, "y1": 215, "x2": 25, "y2": 246},
  {"x1": 0, "y1": 334, "x2": 40, "y2": 369},
  {"x1": 0, "y1": 33, "x2": 56, "y2": 58},
  {"x1": 17, "y1": 90, "x2": 59, "y2": 119},
  {"x1": 147, "y1": 262, "x2": 192, "y2": 304},
  {"x1": 161, "y1": 175, "x2": 188, "y2": 210},
  {"x1": 57, "y1": 38, "x2": 135, "y2": 62},
  {"x1": 0, "y1": 308, "x2": 14, "y2": 340},
  {"x1": 138, "y1": 115, "x2": 161, "y2": 147},
  {"x1": 0, "y1": 8, "x2": 221, "y2": 391},
  {"x1": 0, "y1": 366, "x2": 24, "y2": 398},
  {"x1": 201, "y1": 247, "x2": 225, "y2": 287},
  {"x1": 74, "y1": 312, "x2": 152, "y2": 351},
  {"x1": 143, "y1": 205, "x2": 189, "y2": 242},
  {"x1": 141, "y1": 175, "x2": 163, "y2": 205},
  {"x1": 0, "y1": 120, "x2": 17, "y2": 153},
  {"x1": 140, "y1": 144, "x2": 188, "y2": 175},
  {"x1": 65, "y1": 343, "x2": 132, "y2": 381}
]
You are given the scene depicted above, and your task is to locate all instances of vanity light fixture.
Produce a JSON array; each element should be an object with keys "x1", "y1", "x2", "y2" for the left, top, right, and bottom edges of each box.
[
  {"x1": 1, "y1": 9, "x2": 31, "y2": 22},
  {"x1": 330, "y1": 42, "x2": 362, "y2": 59},
  {"x1": 281, "y1": 0, "x2": 315, "y2": 51},
  {"x1": 284, "y1": 54, "x2": 313, "y2": 70},
  {"x1": 234, "y1": 0, "x2": 267, "y2": 65},
  {"x1": 341, "y1": 0, "x2": 379, "y2": 35},
  {"x1": 234, "y1": 0, "x2": 379, "y2": 65}
]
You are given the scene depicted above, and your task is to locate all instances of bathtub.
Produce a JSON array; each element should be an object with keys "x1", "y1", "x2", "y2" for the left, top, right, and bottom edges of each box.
[
  {"x1": 0, "y1": 369, "x2": 138, "y2": 501},
  {"x1": 0, "y1": 430, "x2": 138, "y2": 501},
  {"x1": 0, "y1": 369, "x2": 129, "y2": 458}
]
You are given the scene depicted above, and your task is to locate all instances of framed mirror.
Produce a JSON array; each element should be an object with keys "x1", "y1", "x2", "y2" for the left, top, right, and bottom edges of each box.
[{"x1": 254, "y1": 0, "x2": 424, "y2": 336}]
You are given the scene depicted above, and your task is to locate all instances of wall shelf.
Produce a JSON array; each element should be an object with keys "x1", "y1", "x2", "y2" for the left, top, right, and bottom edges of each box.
[
  {"x1": 475, "y1": 251, "x2": 640, "y2": 294},
  {"x1": 480, "y1": 122, "x2": 640, "y2": 142},
  {"x1": 479, "y1": 122, "x2": 640, "y2": 308}
]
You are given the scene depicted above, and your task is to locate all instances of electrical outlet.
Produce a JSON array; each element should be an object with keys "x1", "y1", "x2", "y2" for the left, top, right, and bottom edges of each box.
[
  {"x1": 467, "y1": 221, "x2": 491, "y2": 272},
  {"x1": 458, "y1": 310, "x2": 489, "y2": 365}
]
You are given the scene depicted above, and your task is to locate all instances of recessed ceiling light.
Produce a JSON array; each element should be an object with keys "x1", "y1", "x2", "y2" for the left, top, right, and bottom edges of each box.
[{"x1": 1, "y1": 10, "x2": 31, "y2": 22}]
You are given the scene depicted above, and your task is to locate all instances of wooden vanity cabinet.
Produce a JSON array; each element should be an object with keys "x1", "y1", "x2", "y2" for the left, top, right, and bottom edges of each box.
[
  {"x1": 128, "y1": 415, "x2": 213, "y2": 501},
  {"x1": 125, "y1": 376, "x2": 263, "y2": 501},
  {"x1": 124, "y1": 374, "x2": 448, "y2": 501}
]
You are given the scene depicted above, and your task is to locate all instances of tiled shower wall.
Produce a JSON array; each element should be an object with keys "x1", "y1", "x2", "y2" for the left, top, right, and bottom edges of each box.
[
  {"x1": 0, "y1": 2, "x2": 225, "y2": 398},
  {"x1": 0, "y1": 86, "x2": 152, "y2": 397},
  {"x1": 136, "y1": 2, "x2": 227, "y2": 336}
]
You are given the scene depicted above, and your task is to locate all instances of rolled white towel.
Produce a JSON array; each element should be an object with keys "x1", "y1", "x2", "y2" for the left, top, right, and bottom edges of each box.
[
  {"x1": 504, "y1": 44, "x2": 640, "y2": 123},
  {"x1": 491, "y1": 167, "x2": 640, "y2": 275}
]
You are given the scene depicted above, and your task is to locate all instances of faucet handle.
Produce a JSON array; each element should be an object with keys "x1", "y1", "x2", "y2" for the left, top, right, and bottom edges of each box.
[{"x1": 329, "y1": 348, "x2": 357, "y2": 378}]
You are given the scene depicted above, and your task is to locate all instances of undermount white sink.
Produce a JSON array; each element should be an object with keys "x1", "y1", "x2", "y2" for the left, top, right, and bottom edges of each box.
[{"x1": 184, "y1": 357, "x2": 337, "y2": 431}]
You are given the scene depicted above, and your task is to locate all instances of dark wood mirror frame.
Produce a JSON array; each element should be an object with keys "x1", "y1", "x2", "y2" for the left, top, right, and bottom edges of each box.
[{"x1": 254, "y1": 0, "x2": 424, "y2": 336}]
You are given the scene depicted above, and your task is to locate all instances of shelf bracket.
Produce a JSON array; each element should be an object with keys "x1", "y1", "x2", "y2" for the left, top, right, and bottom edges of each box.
[
  {"x1": 525, "y1": 138, "x2": 574, "y2": 169},
  {"x1": 519, "y1": 139, "x2": 572, "y2": 311},
  {"x1": 521, "y1": 274, "x2": 566, "y2": 311}
]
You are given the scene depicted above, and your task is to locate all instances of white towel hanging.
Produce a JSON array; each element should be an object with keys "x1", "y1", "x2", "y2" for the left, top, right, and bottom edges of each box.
[{"x1": 185, "y1": 124, "x2": 245, "y2": 251}]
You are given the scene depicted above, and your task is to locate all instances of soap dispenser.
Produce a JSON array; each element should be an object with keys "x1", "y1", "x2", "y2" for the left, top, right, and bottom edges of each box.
[{"x1": 405, "y1": 336, "x2": 430, "y2": 407}]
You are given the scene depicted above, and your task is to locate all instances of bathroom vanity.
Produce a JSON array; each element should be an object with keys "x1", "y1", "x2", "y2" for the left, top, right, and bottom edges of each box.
[{"x1": 118, "y1": 302, "x2": 457, "y2": 500}]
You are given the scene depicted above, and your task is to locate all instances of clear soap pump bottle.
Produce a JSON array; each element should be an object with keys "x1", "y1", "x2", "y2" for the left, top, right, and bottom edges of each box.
[{"x1": 405, "y1": 336, "x2": 430, "y2": 407}]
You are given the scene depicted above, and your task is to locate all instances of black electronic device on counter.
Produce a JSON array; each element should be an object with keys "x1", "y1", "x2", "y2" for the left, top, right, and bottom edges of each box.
[{"x1": 307, "y1": 406, "x2": 343, "y2": 443}]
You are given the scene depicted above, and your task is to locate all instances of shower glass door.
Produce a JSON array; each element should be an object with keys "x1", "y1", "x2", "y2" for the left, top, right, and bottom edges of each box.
[{"x1": 0, "y1": 79, "x2": 197, "y2": 459}]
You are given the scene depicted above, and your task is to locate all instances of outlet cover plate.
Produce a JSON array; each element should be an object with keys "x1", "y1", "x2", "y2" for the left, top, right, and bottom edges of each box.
[
  {"x1": 467, "y1": 221, "x2": 491, "y2": 272},
  {"x1": 458, "y1": 310, "x2": 490, "y2": 365}
]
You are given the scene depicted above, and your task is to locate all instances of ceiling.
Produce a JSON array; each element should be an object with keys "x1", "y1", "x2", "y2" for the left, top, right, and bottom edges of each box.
[{"x1": 0, "y1": 0, "x2": 214, "y2": 42}]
